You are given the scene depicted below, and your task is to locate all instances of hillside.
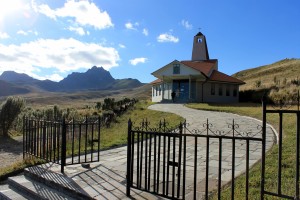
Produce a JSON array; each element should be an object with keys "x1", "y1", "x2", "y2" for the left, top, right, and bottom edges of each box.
[
  {"x1": 0, "y1": 80, "x2": 30, "y2": 96},
  {"x1": 233, "y1": 58, "x2": 300, "y2": 102},
  {"x1": 233, "y1": 58, "x2": 300, "y2": 91},
  {"x1": 1, "y1": 84, "x2": 152, "y2": 109}
]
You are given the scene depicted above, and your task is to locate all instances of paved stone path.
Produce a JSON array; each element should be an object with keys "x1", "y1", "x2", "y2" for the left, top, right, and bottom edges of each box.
[{"x1": 3, "y1": 104, "x2": 275, "y2": 199}]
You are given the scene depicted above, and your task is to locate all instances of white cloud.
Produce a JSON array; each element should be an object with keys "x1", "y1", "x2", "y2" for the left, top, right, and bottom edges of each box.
[
  {"x1": 31, "y1": 30, "x2": 39, "y2": 36},
  {"x1": 17, "y1": 30, "x2": 28, "y2": 36},
  {"x1": 129, "y1": 57, "x2": 147, "y2": 66},
  {"x1": 17, "y1": 30, "x2": 39, "y2": 36},
  {"x1": 45, "y1": 73, "x2": 64, "y2": 82},
  {"x1": 28, "y1": 73, "x2": 64, "y2": 82},
  {"x1": 125, "y1": 22, "x2": 139, "y2": 30},
  {"x1": 34, "y1": 0, "x2": 113, "y2": 30},
  {"x1": 0, "y1": 32, "x2": 10, "y2": 39},
  {"x1": 181, "y1": 20, "x2": 193, "y2": 30},
  {"x1": 157, "y1": 33, "x2": 179, "y2": 43},
  {"x1": 142, "y1": 28, "x2": 148, "y2": 36},
  {"x1": 0, "y1": 38, "x2": 120, "y2": 78},
  {"x1": 119, "y1": 44, "x2": 126, "y2": 48},
  {"x1": 68, "y1": 26, "x2": 85, "y2": 35}
]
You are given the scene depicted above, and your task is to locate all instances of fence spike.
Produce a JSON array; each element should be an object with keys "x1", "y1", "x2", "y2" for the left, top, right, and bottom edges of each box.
[{"x1": 232, "y1": 119, "x2": 235, "y2": 137}]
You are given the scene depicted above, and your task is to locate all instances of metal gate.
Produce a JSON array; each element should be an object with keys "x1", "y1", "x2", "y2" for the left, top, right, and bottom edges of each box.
[
  {"x1": 126, "y1": 120, "x2": 185, "y2": 199},
  {"x1": 23, "y1": 116, "x2": 101, "y2": 173},
  {"x1": 262, "y1": 93, "x2": 300, "y2": 199},
  {"x1": 126, "y1": 118, "x2": 264, "y2": 199}
]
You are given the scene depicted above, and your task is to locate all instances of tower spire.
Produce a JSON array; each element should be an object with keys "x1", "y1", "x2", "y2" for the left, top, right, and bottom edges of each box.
[{"x1": 191, "y1": 32, "x2": 209, "y2": 61}]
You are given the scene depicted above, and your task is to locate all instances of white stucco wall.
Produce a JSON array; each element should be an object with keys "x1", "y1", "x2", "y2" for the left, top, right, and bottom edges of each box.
[
  {"x1": 152, "y1": 81, "x2": 240, "y2": 103},
  {"x1": 152, "y1": 82, "x2": 173, "y2": 102},
  {"x1": 152, "y1": 61, "x2": 201, "y2": 78},
  {"x1": 152, "y1": 84, "x2": 163, "y2": 102},
  {"x1": 163, "y1": 82, "x2": 172, "y2": 100}
]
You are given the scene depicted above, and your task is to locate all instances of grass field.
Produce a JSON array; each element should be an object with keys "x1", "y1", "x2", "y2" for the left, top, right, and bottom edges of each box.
[{"x1": 187, "y1": 103, "x2": 299, "y2": 199}]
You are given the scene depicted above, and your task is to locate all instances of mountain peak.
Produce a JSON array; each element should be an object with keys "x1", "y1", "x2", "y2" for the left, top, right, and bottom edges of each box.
[
  {"x1": 59, "y1": 66, "x2": 115, "y2": 90},
  {"x1": 0, "y1": 65, "x2": 143, "y2": 96},
  {"x1": 0, "y1": 71, "x2": 36, "y2": 83},
  {"x1": 86, "y1": 66, "x2": 106, "y2": 74}
]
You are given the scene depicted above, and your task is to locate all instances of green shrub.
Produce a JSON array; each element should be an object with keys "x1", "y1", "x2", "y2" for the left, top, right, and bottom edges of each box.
[{"x1": 0, "y1": 97, "x2": 25, "y2": 137}]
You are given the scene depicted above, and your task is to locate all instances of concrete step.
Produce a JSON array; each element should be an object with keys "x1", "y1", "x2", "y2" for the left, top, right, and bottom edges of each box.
[
  {"x1": 24, "y1": 166, "x2": 93, "y2": 200},
  {"x1": 0, "y1": 183, "x2": 31, "y2": 200},
  {"x1": 7, "y1": 175, "x2": 75, "y2": 200}
]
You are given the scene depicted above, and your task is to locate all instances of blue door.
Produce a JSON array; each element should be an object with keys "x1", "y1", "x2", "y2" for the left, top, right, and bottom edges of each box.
[{"x1": 172, "y1": 80, "x2": 189, "y2": 101}]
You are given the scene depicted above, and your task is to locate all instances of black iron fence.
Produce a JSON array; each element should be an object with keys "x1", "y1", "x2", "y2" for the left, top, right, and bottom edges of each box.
[
  {"x1": 126, "y1": 118, "x2": 264, "y2": 199},
  {"x1": 262, "y1": 93, "x2": 300, "y2": 199},
  {"x1": 23, "y1": 116, "x2": 101, "y2": 173}
]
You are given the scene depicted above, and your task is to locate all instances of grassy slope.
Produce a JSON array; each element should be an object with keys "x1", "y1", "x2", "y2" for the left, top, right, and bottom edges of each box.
[
  {"x1": 187, "y1": 103, "x2": 298, "y2": 199},
  {"x1": 233, "y1": 58, "x2": 300, "y2": 91}
]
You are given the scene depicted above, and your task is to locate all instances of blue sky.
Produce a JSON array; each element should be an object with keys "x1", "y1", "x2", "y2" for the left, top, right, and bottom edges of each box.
[{"x1": 0, "y1": 0, "x2": 299, "y2": 83}]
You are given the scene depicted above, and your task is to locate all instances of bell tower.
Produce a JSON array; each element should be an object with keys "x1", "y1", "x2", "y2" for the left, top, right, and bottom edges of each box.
[{"x1": 191, "y1": 32, "x2": 209, "y2": 61}]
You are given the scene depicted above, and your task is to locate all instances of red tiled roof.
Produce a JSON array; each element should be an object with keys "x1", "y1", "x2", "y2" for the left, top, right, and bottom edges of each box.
[
  {"x1": 180, "y1": 60, "x2": 216, "y2": 76},
  {"x1": 150, "y1": 79, "x2": 162, "y2": 85},
  {"x1": 210, "y1": 70, "x2": 245, "y2": 84},
  {"x1": 151, "y1": 60, "x2": 244, "y2": 85}
]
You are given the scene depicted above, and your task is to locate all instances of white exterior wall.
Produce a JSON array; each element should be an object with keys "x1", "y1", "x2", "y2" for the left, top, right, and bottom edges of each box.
[
  {"x1": 163, "y1": 82, "x2": 172, "y2": 100},
  {"x1": 153, "y1": 82, "x2": 239, "y2": 103},
  {"x1": 153, "y1": 61, "x2": 201, "y2": 78},
  {"x1": 203, "y1": 82, "x2": 239, "y2": 103},
  {"x1": 152, "y1": 82, "x2": 173, "y2": 102},
  {"x1": 152, "y1": 84, "x2": 163, "y2": 102}
]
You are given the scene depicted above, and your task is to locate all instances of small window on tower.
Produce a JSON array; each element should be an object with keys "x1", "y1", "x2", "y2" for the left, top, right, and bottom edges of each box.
[
  {"x1": 173, "y1": 64, "x2": 180, "y2": 74},
  {"x1": 197, "y1": 38, "x2": 203, "y2": 43}
]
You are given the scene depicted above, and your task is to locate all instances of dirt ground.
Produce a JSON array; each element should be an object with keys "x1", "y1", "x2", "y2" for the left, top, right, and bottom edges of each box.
[{"x1": 0, "y1": 136, "x2": 23, "y2": 170}]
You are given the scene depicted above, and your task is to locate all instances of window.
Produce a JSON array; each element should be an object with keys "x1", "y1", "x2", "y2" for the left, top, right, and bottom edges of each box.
[
  {"x1": 211, "y1": 83, "x2": 215, "y2": 95},
  {"x1": 233, "y1": 86, "x2": 238, "y2": 97},
  {"x1": 197, "y1": 38, "x2": 203, "y2": 43},
  {"x1": 219, "y1": 84, "x2": 223, "y2": 96},
  {"x1": 226, "y1": 85, "x2": 230, "y2": 96},
  {"x1": 173, "y1": 64, "x2": 180, "y2": 74},
  {"x1": 155, "y1": 86, "x2": 158, "y2": 96}
]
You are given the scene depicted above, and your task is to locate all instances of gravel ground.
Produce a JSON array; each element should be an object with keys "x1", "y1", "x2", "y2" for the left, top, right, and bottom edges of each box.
[{"x1": 0, "y1": 136, "x2": 23, "y2": 170}]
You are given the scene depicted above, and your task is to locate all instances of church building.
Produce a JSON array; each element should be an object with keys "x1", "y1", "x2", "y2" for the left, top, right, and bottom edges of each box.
[{"x1": 151, "y1": 32, "x2": 245, "y2": 103}]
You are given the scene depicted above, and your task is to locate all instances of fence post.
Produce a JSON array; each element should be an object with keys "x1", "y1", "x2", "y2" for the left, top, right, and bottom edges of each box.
[
  {"x1": 23, "y1": 116, "x2": 26, "y2": 159},
  {"x1": 261, "y1": 95, "x2": 267, "y2": 200},
  {"x1": 61, "y1": 118, "x2": 67, "y2": 173},
  {"x1": 126, "y1": 119, "x2": 132, "y2": 196},
  {"x1": 296, "y1": 107, "x2": 300, "y2": 200}
]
